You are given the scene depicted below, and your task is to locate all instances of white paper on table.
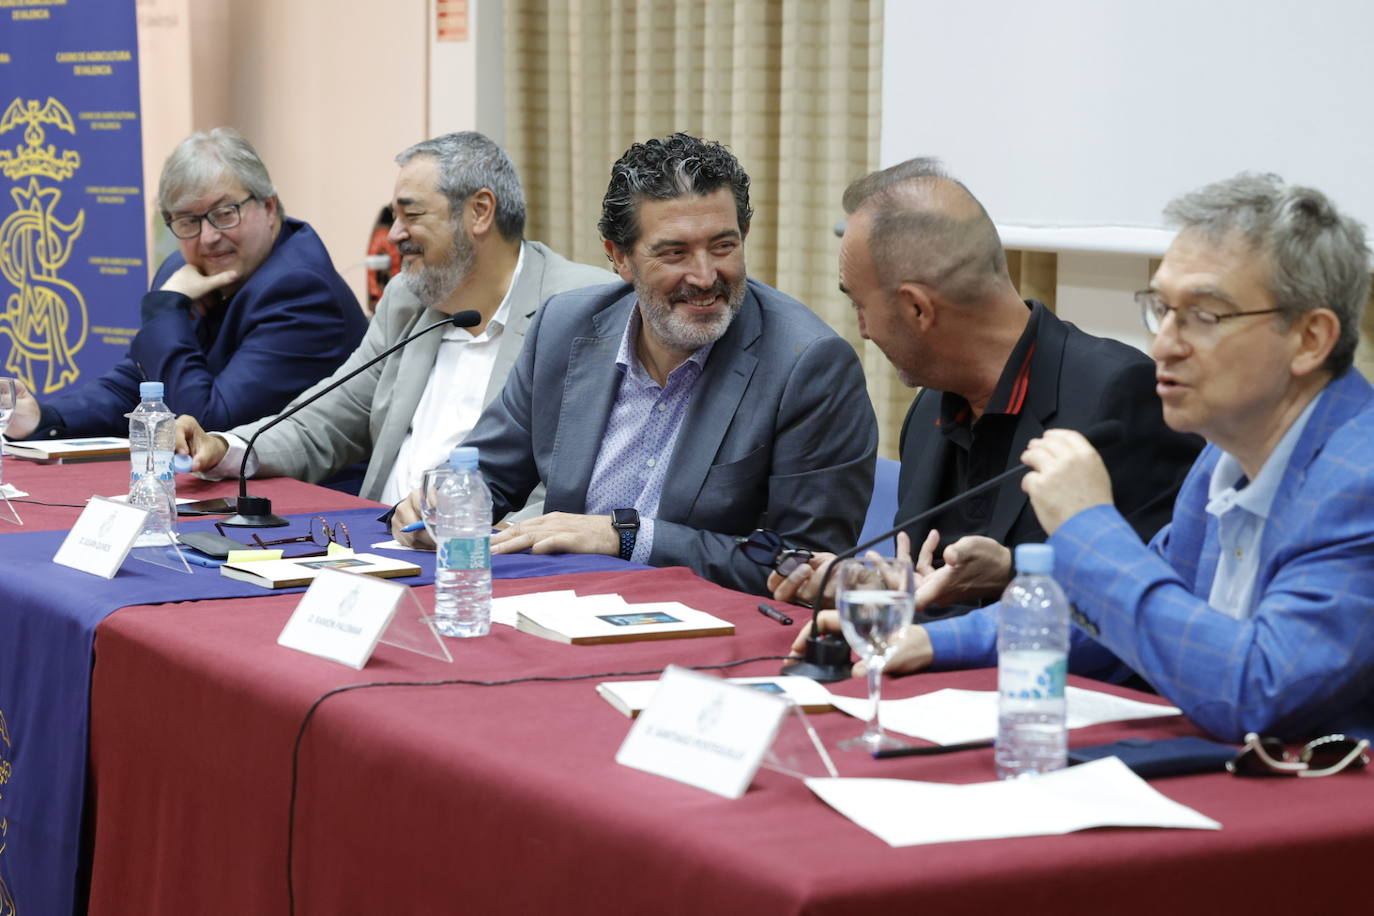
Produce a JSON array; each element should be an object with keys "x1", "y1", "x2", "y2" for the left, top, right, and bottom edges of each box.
[
  {"x1": 828, "y1": 686, "x2": 1181, "y2": 745},
  {"x1": 0, "y1": 484, "x2": 28, "y2": 499},
  {"x1": 488, "y1": 590, "x2": 629, "y2": 628},
  {"x1": 806, "y1": 756, "x2": 1220, "y2": 847},
  {"x1": 370, "y1": 538, "x2": 430, "y2": 553}
]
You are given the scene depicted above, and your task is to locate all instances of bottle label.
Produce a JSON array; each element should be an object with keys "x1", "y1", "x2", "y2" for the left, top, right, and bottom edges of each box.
[
  {"x1": 998, "y1": 651, "x2": 1067, "y2": 700},
  {"x1": 438, "y1": 535, "x2": 490, "y2": 571}
]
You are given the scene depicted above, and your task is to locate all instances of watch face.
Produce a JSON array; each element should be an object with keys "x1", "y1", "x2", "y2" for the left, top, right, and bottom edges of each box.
[{"x1": 612, "y1": 508, "x2": 640, "y2": 529}]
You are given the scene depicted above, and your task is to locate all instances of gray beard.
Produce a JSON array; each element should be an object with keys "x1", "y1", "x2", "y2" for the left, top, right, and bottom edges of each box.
[
  {"x1": 634, "y1": 275, "x2": 746, "y2": 352},
  {"x1": 400, "y1": 233, "x2": 475, "y2": 309}
]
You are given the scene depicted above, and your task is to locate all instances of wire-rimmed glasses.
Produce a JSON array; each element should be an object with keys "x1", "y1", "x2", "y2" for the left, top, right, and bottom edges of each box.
[
  {"x1": 1226, "y1": 732, "x2": 1369, "y2": 778},
  {"x1": 215, "y1": 515, "x2": 351, "y2": 558},
  {"x1": 1135, "y1": 289, "x2": 1282, "y2": 338}
]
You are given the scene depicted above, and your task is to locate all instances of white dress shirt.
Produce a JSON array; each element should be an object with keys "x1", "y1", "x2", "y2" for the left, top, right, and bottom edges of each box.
[{"x1": 208, "y1": 244, "x2": 525, "y2": 505}]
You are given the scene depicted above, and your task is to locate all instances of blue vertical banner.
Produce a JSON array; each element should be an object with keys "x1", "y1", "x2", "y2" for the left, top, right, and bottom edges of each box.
[
  {"x1": 0, "y1": 0, "x2": 145, "y2": 400},
  {"x1": 0, "y1": 3, "x2": 144, "y2": 912}
]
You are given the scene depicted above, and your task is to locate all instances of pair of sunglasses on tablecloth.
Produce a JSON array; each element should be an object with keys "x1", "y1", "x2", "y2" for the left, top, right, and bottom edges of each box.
[{"x1": 1227, "y1": 732, "x2": 1369, "y2": 778}]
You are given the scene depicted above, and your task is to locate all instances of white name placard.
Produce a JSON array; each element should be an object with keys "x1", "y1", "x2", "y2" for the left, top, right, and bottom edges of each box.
[
  {"x1": 53, "y1": 496, "x2": 149, "y2": 578},
  {"x1": 615, "y1": 665, "x2": 790, "y2": 799},
  {"x1": 277, "y1": 568, "x2": 405, "y2": 669}
]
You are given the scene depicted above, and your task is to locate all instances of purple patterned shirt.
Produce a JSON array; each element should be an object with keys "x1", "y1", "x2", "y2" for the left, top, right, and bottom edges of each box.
[{"x1": 584, "y1": 308, "x2": 713, "y2": 563}]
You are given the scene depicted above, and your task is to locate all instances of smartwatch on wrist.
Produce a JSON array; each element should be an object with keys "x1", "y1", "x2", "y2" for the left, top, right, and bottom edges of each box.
[{"x1": 610, "y1": 508, "x2": 640, "y2": 561}]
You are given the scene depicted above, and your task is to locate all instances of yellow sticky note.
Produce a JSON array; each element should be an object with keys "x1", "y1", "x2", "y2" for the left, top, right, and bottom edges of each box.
[
  {"x1": 227, "y1": 549, "x2": 282, "y2": 563},
  {"x1": 326, "y1": 543, "x2": 355, "y2": 558}
]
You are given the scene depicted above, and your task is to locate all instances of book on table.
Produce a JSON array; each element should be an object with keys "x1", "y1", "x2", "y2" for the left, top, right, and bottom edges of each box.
[
  {"x1": 516, "y1": 598, "x2": 735, "y2": 645},
  {"x1": 3, "y1": 436, "x2": 130, "y2": 461},
  {"x1": 597, "y1": 675, "x2": 835, "y2": 718},
  {"x1": 219, "y1": 553, "x2": 421, "y2": 589}
]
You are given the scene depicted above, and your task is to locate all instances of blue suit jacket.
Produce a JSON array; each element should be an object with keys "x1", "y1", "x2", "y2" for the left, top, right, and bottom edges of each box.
[
  {"x1": 36, "y1": 217, "x2": 365, "y2": 437},
  {"x1": 927, "y1": 369, "x2": 1374, "y2": 741},
  {"x1": 463, "y1": 278, "x2": 878, "y2": 594}
]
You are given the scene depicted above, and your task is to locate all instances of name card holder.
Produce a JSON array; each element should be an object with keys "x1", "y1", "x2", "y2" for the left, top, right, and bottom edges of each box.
[
  {"x1": 615, "y1": 665, "x2": 798, "y2": 798},
  {"x1": 53, "y1": 496, "x2": 148, "y2": 578},
  {"x1": 0, "y1": 483, "x2": 21, "y2": 525},
  {"x1": 278, "y1": 568, "x2": 452, "y2": 669},
  {"x1": 130, "y1": 527, "x2": 192, "y2": 575}
]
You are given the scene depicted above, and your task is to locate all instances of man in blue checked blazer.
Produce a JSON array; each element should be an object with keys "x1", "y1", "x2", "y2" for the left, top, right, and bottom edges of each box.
[{"x1": 806, "y1": 173, "x2": 1374, "y2": 743}]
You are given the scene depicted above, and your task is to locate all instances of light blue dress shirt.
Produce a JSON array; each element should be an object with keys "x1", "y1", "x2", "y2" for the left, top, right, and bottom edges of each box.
[
  {"x1": 583, "y1": 309, "x2": 713, "y2": 563},
  {"x1": 1205, "y1": 391, "x2": 1323, "y2": 618}
]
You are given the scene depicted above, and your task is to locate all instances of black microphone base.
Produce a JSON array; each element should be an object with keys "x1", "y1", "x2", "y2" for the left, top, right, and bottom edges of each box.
[
  {"x1": 781, "y1": 633, "x2": 852, "y2": 683},
  {"x1": 219, "y1": 495, "x2": 289, "y2": 529}
]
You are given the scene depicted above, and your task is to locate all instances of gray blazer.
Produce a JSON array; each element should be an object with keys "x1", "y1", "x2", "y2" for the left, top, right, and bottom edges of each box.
[
  {"x1": 464, "y1": 278, "x2": 879, "y2": 594},
  {"x1": 230, "y1": 241, "x2": 610, "y2": 502}
]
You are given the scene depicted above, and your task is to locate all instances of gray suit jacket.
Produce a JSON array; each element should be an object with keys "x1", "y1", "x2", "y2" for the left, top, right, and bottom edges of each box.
[
  {"x1": 230, "y1": 241, "x2": 610, "y2": 501},
  {"x1": 464, "y1": 278, "x2": 879, "y2": 594}
]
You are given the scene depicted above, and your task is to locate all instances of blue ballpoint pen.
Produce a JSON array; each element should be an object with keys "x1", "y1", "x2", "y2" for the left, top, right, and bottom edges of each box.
[{"x1": 400, "y1": 520, "x2": 425, "y2": 533}]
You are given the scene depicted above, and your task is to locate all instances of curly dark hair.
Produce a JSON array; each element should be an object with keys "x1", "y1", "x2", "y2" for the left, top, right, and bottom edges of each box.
[{"x1": 598, "y1": 133, "x2": 753, "y2": 252}]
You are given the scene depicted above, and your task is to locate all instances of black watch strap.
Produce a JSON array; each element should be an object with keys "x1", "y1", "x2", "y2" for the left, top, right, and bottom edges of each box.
[
  {"x1": 616, "y1": 526, "x2": 636, "y2": 561},
  {"x1": 611, "y1": 508, "x2": 639, "y2": 562}
]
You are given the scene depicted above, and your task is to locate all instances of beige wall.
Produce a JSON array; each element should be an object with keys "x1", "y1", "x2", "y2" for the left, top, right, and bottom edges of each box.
[{"x1": 137, "y1": 0, "x2": 433, "y2": 308}]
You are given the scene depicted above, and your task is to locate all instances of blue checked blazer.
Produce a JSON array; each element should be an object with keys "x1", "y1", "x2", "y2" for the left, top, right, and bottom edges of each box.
[{"x1": 926, "y1": 368, "x2": 1374, "y2": 742}]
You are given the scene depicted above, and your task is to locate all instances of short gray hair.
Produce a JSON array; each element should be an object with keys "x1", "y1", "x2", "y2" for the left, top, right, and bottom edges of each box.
[
  {"x1": 395, "y1": 132, "x2": 526, "y2": 240},
  {"x1": 842, "y1": 157, "x2": 1009, "y2": 303},
  {"x1": 1164, "y1": 173, "x2": 1370, "y2": 376},
  {"x1": 157, "y1": 127, "x2": 277, "y2": 218}
]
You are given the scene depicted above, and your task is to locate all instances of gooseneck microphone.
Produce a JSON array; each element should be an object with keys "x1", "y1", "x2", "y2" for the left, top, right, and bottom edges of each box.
[
  {"x1": 783, "y1": 420, "x2": 1125, "y2": 681},
  {"x1": 219, "y1": 309, "x2": 482, "y2": 528}
]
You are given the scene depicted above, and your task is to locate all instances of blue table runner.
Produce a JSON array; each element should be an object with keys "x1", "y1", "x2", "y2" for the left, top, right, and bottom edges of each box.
[{"x1": 0, "y1": 507, "x2": 640, "y2": 914}]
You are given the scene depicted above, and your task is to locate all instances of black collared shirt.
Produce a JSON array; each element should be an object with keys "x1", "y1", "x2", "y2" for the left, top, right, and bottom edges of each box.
[{"x1": 927, "y1": 301, "x2": 1041, "y2": 545}]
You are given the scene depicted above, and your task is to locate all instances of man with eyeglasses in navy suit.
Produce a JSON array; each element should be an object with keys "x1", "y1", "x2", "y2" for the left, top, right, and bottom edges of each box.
[{"x1": 7, "y1": 127, "x2": 364, "y2": 441}]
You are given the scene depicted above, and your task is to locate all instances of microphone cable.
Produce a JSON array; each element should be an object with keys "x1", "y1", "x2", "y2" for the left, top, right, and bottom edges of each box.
[{"x1": 284, "y1": 653, "x2": 795, "y2": 913}]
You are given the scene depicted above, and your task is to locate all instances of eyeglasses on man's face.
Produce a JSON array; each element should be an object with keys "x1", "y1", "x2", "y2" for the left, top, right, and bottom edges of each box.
[
  {"x1": 1226, "y1": 732, "x2": 1370, "y2": 778},
  {"x1": 1135, "y1": 289, "x2": 1283, "y2": 339},
  {"x1": 166, "y1": 194, "x2": 257, "y2": 239}
]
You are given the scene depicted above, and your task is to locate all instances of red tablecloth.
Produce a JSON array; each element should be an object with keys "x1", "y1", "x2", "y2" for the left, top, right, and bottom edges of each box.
[
  {"x1": 86, "y1": 566, "x2": 1373, "y2": 915},
  {"x1": 1, "y1": 457, "x2": 375, "y2": 532}
]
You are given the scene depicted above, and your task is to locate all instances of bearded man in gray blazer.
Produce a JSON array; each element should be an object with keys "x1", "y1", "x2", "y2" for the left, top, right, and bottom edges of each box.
[
  {"x1": 176, "y1": 132, "x2": 609, "y2": 504},
  {"x1": 394, "y1": 133, "x2": 878, "y2": 594}
]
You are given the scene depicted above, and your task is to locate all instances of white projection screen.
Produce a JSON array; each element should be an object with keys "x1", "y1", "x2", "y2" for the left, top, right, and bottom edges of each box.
[{"x1": 882, "y1": 1, "x2": 1374, "y2": 255}]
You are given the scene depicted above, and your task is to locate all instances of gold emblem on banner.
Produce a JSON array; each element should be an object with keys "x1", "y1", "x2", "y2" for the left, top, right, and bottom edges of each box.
[
  {"x1": 0, "y1": 709, "x2": 13, "y2": 916},
  {"x1": 0, "y1": 96, "x2": 89, "y2": 394}
]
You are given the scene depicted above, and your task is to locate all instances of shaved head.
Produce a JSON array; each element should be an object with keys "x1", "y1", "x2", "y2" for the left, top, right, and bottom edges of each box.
[{"x1": 843, "y1": 158, "x2": 1009, "y2": 305}]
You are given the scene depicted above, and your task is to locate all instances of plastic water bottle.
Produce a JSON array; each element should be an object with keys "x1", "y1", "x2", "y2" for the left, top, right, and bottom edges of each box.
[
  {"x1": 126, "y1": 381, "x2": 177, "y2": 546},
  {"x1": 433, "y1": 446, "x2": 492, "y2": 637},
  {"x1": 128, "y1": 382, "x2": 176, "y2": 495},
  {"x1": 996, "y1": 543, "x2": 1069, "y2": 779}
]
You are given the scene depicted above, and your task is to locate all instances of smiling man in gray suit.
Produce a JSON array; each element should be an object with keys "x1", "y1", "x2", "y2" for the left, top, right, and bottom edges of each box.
[
  {"x1": 176, "y1": 132, "x2": 609, "y2": 504},
  {"x1": 393, "y1": 133, "x2": 878, "y2": 594}
]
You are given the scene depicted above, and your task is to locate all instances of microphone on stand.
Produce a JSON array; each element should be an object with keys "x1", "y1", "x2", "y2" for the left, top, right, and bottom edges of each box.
[
  {"x1": 783, "y1": 420, "x2": 1125, "y2": 681},
  {"x1": 219, "y1": 309, "x2": 482, "y2": 528}
]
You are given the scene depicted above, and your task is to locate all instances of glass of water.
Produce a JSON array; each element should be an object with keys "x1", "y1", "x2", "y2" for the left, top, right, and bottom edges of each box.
[
  {"x1": 418, "y1": 465, "x2": 457, "y2": 539},
  {"x1": 835, "y1": 555, "x2": 916, "y2": 752},
  {"x1": 0, "y1": 377, "x2": 16, "y2": 486}
]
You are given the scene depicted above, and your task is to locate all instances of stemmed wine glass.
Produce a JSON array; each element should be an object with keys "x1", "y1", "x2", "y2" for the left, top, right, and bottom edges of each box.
[
  {"x1": 0, "y1": 377, "x2": 17, "y2": 488},
  {"x1": 834, "y1": 555, "x2": 916, "y2": 752}
]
